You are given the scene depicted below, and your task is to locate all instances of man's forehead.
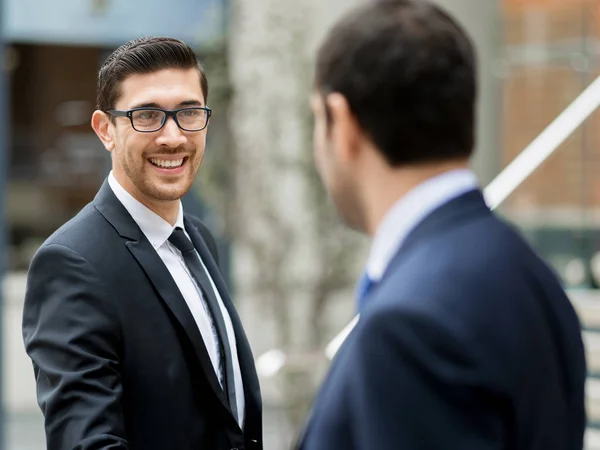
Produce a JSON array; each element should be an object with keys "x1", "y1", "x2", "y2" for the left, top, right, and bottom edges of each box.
[{"x1": 118, "y1": 68, "x2": 204, "y2": 106}]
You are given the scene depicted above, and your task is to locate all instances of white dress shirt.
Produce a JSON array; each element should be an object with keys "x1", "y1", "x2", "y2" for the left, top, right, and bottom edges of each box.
[
  {"x1": 366, "y1": 168, "x2": 479, "y2": 283},
  {"x1": 108, "y1": 172, "x2": 245, "y2": 428}
]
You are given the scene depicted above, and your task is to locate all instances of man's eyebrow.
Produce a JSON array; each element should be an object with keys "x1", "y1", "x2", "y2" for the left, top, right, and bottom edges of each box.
[
  {"x1": 128, "y1": 100, "x2": 204, "y2": 109},
  {"x1": 129, "y1": 102, "x2": 160, "y2": 109},
  {"x1": 178, "y1": 100, "x2": 204, "y2": 107}
]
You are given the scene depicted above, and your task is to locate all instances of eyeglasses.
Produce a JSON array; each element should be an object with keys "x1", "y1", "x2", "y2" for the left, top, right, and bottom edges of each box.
[{"x1": 107, "y1": 107, "x2": 212, "y2": 132}]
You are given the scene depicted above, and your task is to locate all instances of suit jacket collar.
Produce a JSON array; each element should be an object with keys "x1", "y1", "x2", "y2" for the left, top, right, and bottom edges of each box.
[
  {"x1": 373, "y1": 188, "x2": 490, "y2": 298},
  {"x1": 366, "y1": 169, "x2": 479, "y2": 282},
  {"x1": 107, "y1": 171, "x2": 184, "y2": 250},
  {"x1": 397, "y1": 188, "x2": 490, "y2": 255},
  {"x1": 93, "y1": 179, "x2": 143, "y2": 241}
]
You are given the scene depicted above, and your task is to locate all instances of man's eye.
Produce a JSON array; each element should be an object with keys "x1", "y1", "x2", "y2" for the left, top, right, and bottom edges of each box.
[{"x1": 138, "y1": 111, "x2": 158, "y2": 120}]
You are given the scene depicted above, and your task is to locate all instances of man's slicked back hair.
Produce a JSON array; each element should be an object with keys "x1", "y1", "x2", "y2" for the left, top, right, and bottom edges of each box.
[{"x1": 97, "y1": 36, "x2": 208, "y2": 111}]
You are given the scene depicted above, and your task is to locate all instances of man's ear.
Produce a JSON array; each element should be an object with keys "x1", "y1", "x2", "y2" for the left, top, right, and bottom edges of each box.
[
  {"x1": 91, "y1": 110, "x2": 116, "y2": 152},
  {"x1": 325, "y1": 93, "x2": 361, "y2": 164}
]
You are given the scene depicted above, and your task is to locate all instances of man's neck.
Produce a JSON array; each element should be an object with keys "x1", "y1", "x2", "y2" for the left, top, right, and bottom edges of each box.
[
  {"x1": 113, "y1": 171, "x2": 180, "y2": 226},
  {"x1": 362, "y1": 161, "x2": 470, "y2": 236}
]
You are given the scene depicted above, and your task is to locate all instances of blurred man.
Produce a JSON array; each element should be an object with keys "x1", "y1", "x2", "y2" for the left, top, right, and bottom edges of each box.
[
  {"x1": 22, "y1": 37, "x2": 262, "y2": 450},
  {"x1": 299, "y1": 1, "x2": 587, "y2": 449}
]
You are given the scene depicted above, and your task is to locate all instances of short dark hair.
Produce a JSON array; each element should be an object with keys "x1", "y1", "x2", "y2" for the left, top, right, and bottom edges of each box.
[
  {"x1": 97, "y1": 36, "x2": 208, "y2": 111},
  {"x1": 315, "y1": 0, "x2": 477, "y2": 166}
]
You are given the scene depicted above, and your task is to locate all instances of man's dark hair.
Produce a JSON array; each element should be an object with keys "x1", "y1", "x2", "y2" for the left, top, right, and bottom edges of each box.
[
  {"x1": 315, "y1": 0, "x2": 477, "y2": 166},
  {"x1": 97, "y1": 36, "x2": 208, "y2": 111}
]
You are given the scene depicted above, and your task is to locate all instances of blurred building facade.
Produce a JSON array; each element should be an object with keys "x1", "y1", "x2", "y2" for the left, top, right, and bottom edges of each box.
[
  {"x1": 7, "y1": 0, "x2": 597, "y2": 284},
  {"x1": 436, "y1": 0, "x2": 600, "y2": 290},
  {"x1": 499, "y1": 0, "x2": 600, "y2": 288}
]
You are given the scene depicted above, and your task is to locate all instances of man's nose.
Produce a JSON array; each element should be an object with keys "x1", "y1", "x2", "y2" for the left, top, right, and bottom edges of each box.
[{"x1": 156, "y1": 116, "x2": 187, "y2": 147}]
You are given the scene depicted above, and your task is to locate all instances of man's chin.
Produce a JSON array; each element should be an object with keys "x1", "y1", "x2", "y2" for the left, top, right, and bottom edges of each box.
[{"x1": 146, "y1": 182, "x2": 193, "y2": 203}]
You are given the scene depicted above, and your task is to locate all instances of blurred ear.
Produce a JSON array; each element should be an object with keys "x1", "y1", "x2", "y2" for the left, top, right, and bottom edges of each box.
[
  {"x1": 325, "y1": 93, "x2": 361, "y2": 164},
  {"x1": 91, "y1": 110, "x2": 116, "y2": 152}
]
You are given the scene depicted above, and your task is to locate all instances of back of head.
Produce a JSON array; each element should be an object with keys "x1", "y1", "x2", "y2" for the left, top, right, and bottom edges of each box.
[
  {"x1": 315, "y1": 0, "x2": 477, "y2": 167},
  {"x1": 97, "y1": 36, "x2": 208, "y2": 112}
]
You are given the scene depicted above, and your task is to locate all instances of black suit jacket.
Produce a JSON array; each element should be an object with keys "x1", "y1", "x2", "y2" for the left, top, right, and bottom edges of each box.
[
  {"x1": 22, "y1": 180, "x2": 262, "y2": 450},
  {"x1": 299, "y1": 190, "x2": 586, "y2": 450}
]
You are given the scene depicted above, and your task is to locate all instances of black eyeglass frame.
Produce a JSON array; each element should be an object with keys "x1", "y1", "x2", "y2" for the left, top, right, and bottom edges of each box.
[{"x1": 107, "y1": 106, "x2": 212, "y2": 132}]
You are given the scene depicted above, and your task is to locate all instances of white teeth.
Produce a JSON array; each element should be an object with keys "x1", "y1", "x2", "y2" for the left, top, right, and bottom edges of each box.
[{"x1": 150, "y1": 158, "x2": 184, "y2": 168}]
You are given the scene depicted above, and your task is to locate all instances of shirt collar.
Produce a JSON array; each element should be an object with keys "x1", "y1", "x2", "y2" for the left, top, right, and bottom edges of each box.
[
  {"x1": 366, "y1": 168, "x2": 479, "y2": 282},
  {"x1": 108, "y1": 171, "x2": 185, "y2": 249}
]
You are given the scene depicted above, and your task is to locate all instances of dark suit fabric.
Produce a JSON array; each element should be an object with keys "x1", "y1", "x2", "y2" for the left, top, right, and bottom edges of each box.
[
  {"x1": 299, "y1": 190, "x2": 586, "y2": 450},
  {"x1": 22, "y1": 180, "x2": 262, "y2": 450}
]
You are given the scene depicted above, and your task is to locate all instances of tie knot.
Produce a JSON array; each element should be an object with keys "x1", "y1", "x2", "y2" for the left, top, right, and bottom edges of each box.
[{"x1": 168, "y1": 227, "x2": 195, "y2": 253}]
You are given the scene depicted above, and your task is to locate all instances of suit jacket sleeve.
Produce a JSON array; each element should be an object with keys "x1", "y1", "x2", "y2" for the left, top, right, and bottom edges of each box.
[
  {"x1": 22, "y1": 243, "x2": 128, "y2": 450},
  {"x1": 338, "y1": 307, "x2": 505, "y2": 450}
]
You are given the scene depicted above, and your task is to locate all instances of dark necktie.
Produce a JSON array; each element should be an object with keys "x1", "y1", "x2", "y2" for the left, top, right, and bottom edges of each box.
[
  {"x1": 168, "y1": 227, "x2": 238, "y2": 421},
  {"x1": 356, "y1": 271, "x2": 375, "y2": 314}
]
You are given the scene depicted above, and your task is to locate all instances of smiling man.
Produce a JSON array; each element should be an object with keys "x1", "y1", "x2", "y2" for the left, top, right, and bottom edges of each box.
[{"x1": 22, "y1": 37, "x2": 263, "y2": 450}]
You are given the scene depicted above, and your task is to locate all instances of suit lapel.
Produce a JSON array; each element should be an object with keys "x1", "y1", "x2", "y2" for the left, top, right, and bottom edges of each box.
[
  {"x1": 93, "y1": 181, "x2": 233, "y2": 416},
  {"x1": 125, "y1": 240, "x2": 233, "y2": 409},
  {"x1": 185, "y1": 216, "x2": 262, "y2": 426}
]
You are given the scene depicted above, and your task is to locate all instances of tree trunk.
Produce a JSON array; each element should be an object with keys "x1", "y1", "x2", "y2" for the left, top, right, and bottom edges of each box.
[{"x1": 227, "y1": 0, "x2": 366, "y2": 445}]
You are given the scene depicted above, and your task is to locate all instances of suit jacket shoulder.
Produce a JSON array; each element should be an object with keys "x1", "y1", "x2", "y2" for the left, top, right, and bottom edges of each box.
[{"x1": 34, "y1": 202, "x2": 108, "y2": 258}]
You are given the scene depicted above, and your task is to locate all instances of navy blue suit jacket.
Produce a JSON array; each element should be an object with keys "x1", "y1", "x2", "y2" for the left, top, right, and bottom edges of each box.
[{"x1": 299, "y1": 190, "x2": 586, "y2": 450}]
